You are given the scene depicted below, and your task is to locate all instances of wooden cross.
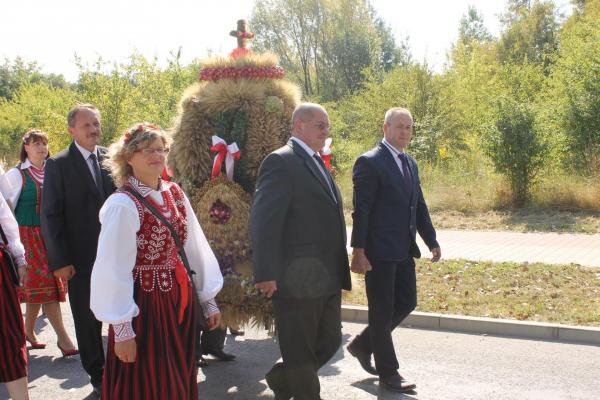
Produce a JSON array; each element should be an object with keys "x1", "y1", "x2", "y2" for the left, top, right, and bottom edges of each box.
[{"x1": 229, "y1": 19, "x2": 254, "y2": 49}]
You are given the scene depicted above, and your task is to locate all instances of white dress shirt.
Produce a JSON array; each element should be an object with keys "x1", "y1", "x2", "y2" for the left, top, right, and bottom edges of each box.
[
  {"x1": 381, "y1": 138, "x2": 407, "y2": 176},
  {"x1": 73, "y1": 141, "x2": 101, "y2": 185},
  {"x1": 291, "y1": 137, "x2": 337, "y2": 201}
]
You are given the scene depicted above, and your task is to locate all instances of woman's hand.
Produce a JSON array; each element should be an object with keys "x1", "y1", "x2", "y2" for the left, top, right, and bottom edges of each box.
[
  {"x1": 18, "y1": 264, "x2": 28, "y2": 286},
  {"x1": 114, "y1": 338, "x2": 137, "y2": 363}
]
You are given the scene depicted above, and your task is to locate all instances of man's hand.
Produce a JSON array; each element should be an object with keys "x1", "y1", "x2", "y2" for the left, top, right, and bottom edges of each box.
[
  {"x1": 206, "y1": 312, "x2": 221, "y2": 331},
  {"x1": 53, "y1": 265, "x2": 76, "y2": 280},
  {"x1": 351, "y1": 248, "x2": 372, "y2": 274},
  {"x1": 114, "y1": 338, "x2": 137, "y2": 363},
  {"x1": 431, "y1": 247, "x2": 441, "y2": 262},
  {"x1": 255, "y1": 280, "x2": 277, "y2": 298}
]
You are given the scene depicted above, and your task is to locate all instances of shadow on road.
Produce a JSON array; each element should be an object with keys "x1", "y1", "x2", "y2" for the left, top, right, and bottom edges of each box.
[
  {"x1": 351, "y1": 377, "x2": 418, "y2": 399},
  {"x1": 199, "y1": 330, "x2": 346, "y2": 399}
]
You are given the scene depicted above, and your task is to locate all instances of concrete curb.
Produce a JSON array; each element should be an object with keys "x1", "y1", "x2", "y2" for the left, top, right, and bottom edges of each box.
[{"x1": 341, "y1": 305, "x2": 600, "y2": 346}]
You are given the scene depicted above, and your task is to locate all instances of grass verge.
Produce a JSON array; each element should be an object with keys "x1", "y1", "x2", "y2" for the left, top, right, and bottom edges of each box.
[{"x1": 342, "y1": 259, "x2": 600, "y2": 327}]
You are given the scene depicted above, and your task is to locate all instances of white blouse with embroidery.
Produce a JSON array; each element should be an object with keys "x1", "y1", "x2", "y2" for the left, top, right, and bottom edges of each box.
[
  {"x1": 0, "y1": 159, "x2": 42, "y2": 210},
  {"x1": 90, "y1": 178, "x2": 223, "y2": 341},
  {"x1": 0, "y1": 191, "x2": 26, "y2": 266}
]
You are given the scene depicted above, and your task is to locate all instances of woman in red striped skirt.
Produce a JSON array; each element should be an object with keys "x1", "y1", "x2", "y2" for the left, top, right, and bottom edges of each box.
[
  {"x1": 90, "y1": 123, "x2": 223, "y2": 399},
  {"x1": 1, "y1": 188, "x2": 30, "y2": 399},
  {"x1": 0, "y1": 130, "x2": 77, "y2": 355}
]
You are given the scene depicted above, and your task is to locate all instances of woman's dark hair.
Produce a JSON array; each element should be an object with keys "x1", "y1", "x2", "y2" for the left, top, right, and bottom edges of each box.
[{"x1": 20, "y1": 129, "x2": 50, "y2": 163}]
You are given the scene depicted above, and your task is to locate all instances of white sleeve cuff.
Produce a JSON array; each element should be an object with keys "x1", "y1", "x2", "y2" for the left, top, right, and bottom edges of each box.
[
  {"x1": 113, "y1": 321, "x2": 136, "y2": 342},
  {"x1": 201, "y1": 298, "x2": 220, "y2": 318}
]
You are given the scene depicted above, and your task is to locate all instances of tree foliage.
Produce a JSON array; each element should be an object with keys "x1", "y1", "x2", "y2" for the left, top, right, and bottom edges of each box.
[
  {"x1": 485, "y1": 95, "x2": 547, "y2": 206},
  {"x1": 0, "y1": 51, "x2": 198, "y2": 165},
  {"x1": 250, "y1": 0, "x2": 409, "y2": 100},
  {"x1": 0, "y1": 57, "x2": 69, "y2": 100},
  {"x1": 2, "y1": 0, "x2": 598, "y2": 212},
  {"x1": 497, "y1": 0, "x2": 560, "y2": 74}
]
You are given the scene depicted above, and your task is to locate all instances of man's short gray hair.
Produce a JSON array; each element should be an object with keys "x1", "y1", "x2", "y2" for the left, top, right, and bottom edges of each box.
[
  {"x1": 291, "y1": 102, "x2": 326, "y2": 126},
  {"x1": 384, "y1": 107, "x2": 413, "y2": 125},
  {"x1": 67, "y1": 103, "x2": 99, "y2": 127}
]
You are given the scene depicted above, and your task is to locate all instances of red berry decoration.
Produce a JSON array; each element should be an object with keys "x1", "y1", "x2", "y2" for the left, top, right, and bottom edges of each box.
[
  {"x1": 209, "y1": 199, "x2": 232, "y2": 224},
  {"x1": 198, "y1": 65, "x2": 286, "y2": 82}
]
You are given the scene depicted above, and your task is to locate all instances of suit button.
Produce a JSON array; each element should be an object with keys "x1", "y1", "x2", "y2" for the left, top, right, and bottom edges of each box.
[{"x1": 410, "y1": 225, "x2": 414, "y2": 229}]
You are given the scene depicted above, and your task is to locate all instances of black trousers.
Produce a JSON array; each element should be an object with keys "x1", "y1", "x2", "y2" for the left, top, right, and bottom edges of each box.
[
  {"x1": 198, "y1": 326, "x2": 226, "y2": 356},
  {"x1": 267, "y1": 293, "x2": 342, "y2": 400},
  {"x1": 353, "y1": 258, "x2": 416, "y2": 378},
  {"x1": 68, "y1": 275, "x2": 104, "y2": 387}
]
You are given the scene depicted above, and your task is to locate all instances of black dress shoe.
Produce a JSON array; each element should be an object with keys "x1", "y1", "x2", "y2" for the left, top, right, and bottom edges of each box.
[
  {"x1": 229, "y1": 328, "x2": 245, "y2": 336},
  {"x1": 265, "y1": 371, "x2": 292, "y2": 400},
  {"x1": 197, "y1": 356, "x2": 209, "y2": 367},
  {"x1": 205, "y1": 348, "x2": 236, "y2": 361},
  {"x1": 347, "y1": 340, "x2": 377, "y2": 376},
  {"x1": 379, "y1": 374, "x2": 416, "y2": 393}
]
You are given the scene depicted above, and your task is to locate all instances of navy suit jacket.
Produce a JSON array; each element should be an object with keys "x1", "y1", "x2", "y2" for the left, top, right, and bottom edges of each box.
[{"x1": 350, "y1": 142, "x2": 438, "y2": 262}]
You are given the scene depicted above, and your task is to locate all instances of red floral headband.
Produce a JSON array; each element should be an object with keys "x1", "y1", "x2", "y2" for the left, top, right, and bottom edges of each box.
[{"x1": 123, "y1": 122, "x2": 160, "y2": 144}]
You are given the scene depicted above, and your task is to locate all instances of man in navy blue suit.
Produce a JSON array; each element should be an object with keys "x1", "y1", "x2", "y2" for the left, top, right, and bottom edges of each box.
[{"x1": 347, "y1": 107, "x2": 441, "y2": 393}]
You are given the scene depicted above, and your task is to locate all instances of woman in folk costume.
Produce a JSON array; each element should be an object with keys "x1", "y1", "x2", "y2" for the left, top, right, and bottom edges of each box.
[
  {"x1": 0, "y1": 130, "x2": 78, "y2": 356},
  {"x1": 90, "y1": 123, "x2": 223, "y2": 399},
  {"x1": 0, "y1": 188, "x2": 29, "y2": 400}
]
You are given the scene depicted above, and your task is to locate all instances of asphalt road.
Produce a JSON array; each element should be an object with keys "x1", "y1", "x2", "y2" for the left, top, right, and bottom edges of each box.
[{"x1": 2, "y1": 303, "x2": 599, "y2": 400}]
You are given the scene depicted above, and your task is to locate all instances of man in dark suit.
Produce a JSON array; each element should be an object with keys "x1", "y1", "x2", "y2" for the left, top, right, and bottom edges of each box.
[
  {"x1": 250, "y1": 103, "x2": 351, "y2": 400},
  {"x1": 42, "y1": 104, "x2": 116, "y2": 397},
  {"x1": 347, "y1": 107, "x2": 441, "y2": 393}
]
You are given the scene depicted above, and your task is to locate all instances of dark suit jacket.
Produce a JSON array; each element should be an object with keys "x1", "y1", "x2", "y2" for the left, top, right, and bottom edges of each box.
[
  {"x1": 350, "y1": 142, "x2": 438, "y2": 262},
  {"x1": 250, "y1": 139, "x2": 351, "y2": 298},
  {"x1": 41, "y1": 141, "x2": 116, "y2": 277}
]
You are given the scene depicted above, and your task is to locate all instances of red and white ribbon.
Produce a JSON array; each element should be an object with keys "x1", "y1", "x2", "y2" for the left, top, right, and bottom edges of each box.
[
  {"x1": 319, "y1": 138, "x2": 333, "y2": 170},
  {"x1": 210, "y1": 135, "x2": 241, "y2": 180}
]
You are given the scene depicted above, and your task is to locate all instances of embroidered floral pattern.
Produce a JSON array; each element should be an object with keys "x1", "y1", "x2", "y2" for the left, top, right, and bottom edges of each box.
[{"x1": 122, "y1": 177, "x2": 188, "y2": 294}]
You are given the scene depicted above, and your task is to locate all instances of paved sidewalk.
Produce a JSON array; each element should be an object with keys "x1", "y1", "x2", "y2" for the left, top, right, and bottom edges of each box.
[
  {"x1": 3, "y1": 317, "x2": 599, "y2": 400},
  {"x1": 347, "y1": 228, "x2": 600, "y2": 267},
  {"x1": 419, "y1": 230, "x2": 600, "y2": 267}
]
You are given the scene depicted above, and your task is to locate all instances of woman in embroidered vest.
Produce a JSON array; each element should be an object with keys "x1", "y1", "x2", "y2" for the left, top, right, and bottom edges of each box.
[
  {"x1": 0, "y1": 188, "x2": 30, "y2": 400},
  {"x1": 0, "y1": 130, "x2": 78, "y2": 356},
  {"x1": 90, "y1": 123, "x2": 223, "y2": 399}
]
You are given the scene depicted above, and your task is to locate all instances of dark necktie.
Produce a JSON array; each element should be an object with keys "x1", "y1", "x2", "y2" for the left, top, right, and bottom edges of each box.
[
  {"x1": 398, "y1": 153, "x2": 413, "y2": 194},
  {"x1": 313, "y1": 154, "x2": 337, "y2": 202},
  {"x1": 89, "y1": 153, "x2": 104, "y2": 197}
]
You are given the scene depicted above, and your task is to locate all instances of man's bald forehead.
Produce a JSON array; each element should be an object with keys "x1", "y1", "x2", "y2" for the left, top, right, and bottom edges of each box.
[
  {"x1": 292, "y1": 103, "x2": 327, "y2": 125},
  {"x1": 384, "y1": 107, "x2": 412, "y2": 125}
]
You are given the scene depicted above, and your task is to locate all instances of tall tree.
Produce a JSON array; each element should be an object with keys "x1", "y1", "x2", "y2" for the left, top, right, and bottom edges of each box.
[
  {"x1": 250, "y1": 0, "x2": 408, "y2": 100},
  {"x1": 458, "y1": 5, "x2": 493, "y2": 46},
  {"x1": 545, "y1": 0, "x2": 600, "y2": 174},
  {"x1": 374, "y1": 17, "x2": 411, "y2": 72},
  {"x1": 497, "y1": 0, "x2": 560, "y2": 74}
]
